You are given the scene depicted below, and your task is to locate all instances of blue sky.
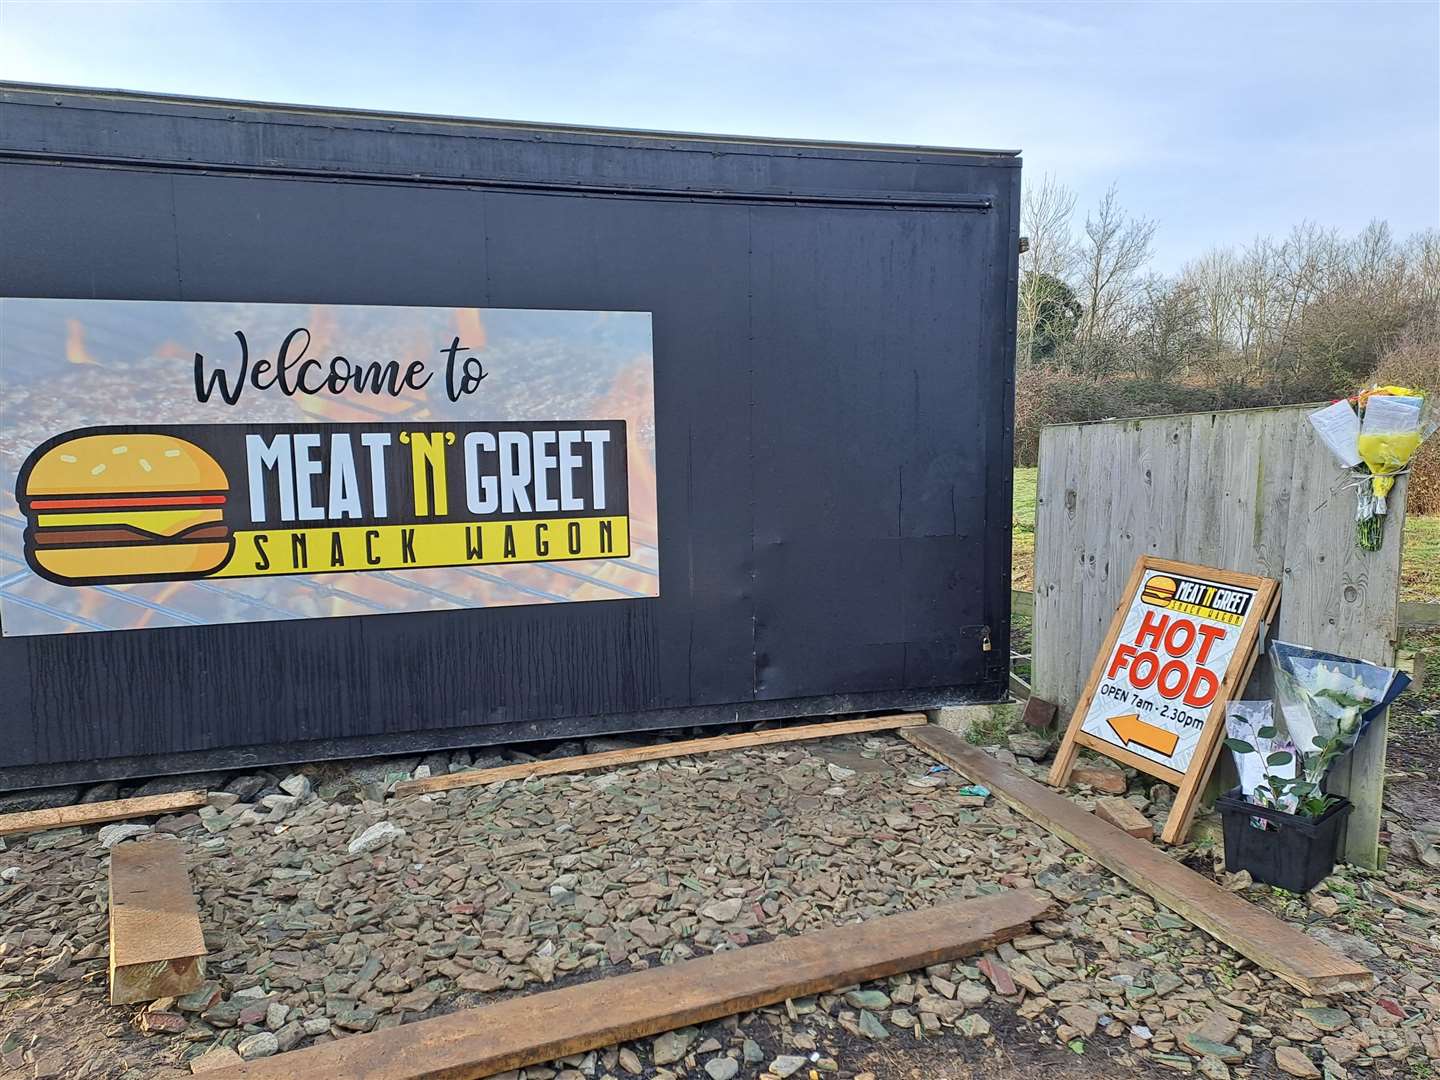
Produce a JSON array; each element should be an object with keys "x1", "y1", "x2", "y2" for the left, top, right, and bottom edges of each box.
[{"x1": 3, "y1": 1, "x2": 1435, "y2": 271}]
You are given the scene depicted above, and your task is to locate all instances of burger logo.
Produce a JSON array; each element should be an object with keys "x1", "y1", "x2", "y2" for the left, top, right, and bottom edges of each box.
[
  {"x1": 18, "y1": 433, "x2": 233, "y2": 586},
  {"x1": 13, "y1": 419, "x2": 634, "y2": 591},
  {"x1": 1140, "y1": 574, "x2": 1177, "y2": 607}
]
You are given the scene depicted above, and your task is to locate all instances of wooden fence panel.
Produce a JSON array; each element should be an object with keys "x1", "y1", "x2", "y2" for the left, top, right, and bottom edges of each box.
[{"x1": 1033, "y1": 405, "x2": 1407, "y2": 867}]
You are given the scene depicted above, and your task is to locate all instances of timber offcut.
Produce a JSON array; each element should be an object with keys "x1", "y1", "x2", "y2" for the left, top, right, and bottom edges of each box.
[
  {"x1": 109, "y1": 838, "x2": 208, "y2": 1005},
  {"x1": 0, "y1": 790, "x2": 208, "y2": 839},
  {"x1": 393, "y1": 714, "x2": 928, "y2": 797},
  {"x1": 902, "y1": 724, "x2": 1376, "y2": 997},
  {"x1": 207, "y1": 890, "x2": 1054, "y2": 1080}
]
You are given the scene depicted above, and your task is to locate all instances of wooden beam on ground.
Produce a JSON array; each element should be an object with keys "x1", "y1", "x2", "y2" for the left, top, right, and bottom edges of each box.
[
  {"x1": 109, "y1": 838, "x2": 207, "y2": 1005},
  {"x1": 1007, "y1": 669, "x2": 1032, "y2": 702},
  {"x1": 901, "y1": 725, "x2": 1375, "y2": 997},
  {"x1": 208, "y1": 889, "x2": 1052, "y2": 1080},
  {"x1": 394, "y1": 714, "x2": 928, "y2": 797},
  {"x1": 1371, "y1": 882, "x2": 1440, "y2": 919},
  {"x1": 1399, "y1": 600, "x2": 1440, "y2": 629},
  {"x1": 0, "y1": 790, "x2": 207, "y2": 839}
]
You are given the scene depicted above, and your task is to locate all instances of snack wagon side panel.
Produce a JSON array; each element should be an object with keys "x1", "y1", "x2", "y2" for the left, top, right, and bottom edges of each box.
[{"x1": 0, "y1": 85, "x2": 1020, "y2": 787}]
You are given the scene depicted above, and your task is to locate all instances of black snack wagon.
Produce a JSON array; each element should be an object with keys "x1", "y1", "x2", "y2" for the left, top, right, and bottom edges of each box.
[{"x1": 0, "y1": 84, "x2": 1019, "y2": 788}]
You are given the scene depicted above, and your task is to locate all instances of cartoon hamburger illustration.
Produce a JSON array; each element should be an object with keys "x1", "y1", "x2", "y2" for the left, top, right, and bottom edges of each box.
[
  {"x1": 1141, "y1": 574, "x2": 1178, "y2": 607},
  {"x1": 19, "y1": 432, "x2": 233, "y2": 585}
]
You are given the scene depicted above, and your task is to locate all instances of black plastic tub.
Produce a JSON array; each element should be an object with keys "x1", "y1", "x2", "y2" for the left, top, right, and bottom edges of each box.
[{"x1": 1216, "y1": 787, "x2": 1353, "y2": 894}]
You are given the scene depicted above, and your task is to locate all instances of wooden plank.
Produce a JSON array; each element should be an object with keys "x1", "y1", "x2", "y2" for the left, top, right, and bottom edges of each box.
[
  {"x1": 1076, "y1": 423, "x2": 1121, "y2": 718},
  {"x1": 1370, "y1": 882, "x2": 1440, "y2": 919},
  {"x1": 1230, "y1": 408, "x2": 1299, "y2": 700},
  {"x1": 207, "y1": 890, "x2": 1054, "y2": 1080},
  {"x1": 1400, "y1": 601, "x2": 1440, "y2": 629},
  {"x1": 1334, "y1": 710, "x2": 1388, "y2": 869},
  {"x1": 109, "y1": 838, "x2": 207, "y2": 1005},
  {"x1": 394, "y1": 714, "x2": 928, "y2": 797},
  {"x1": 0, "y1": 790, "x2": 208, "y2": 839},
  {"x1": 1008, "y1": 669, "x2": 1032, "y2": 702},
  {"x1": 1032, "y1": 422, "x2": 1081, "y2": 710},
  {"x1": 1407, "y1": 648, "x2": 1428, "y2": 693},
  {"x1": 1138, "y1": 416, "x2": 1194, "y2": 603},
  {"x1": 903, "y1": 725, "x2": 1375, "y2": 997}
]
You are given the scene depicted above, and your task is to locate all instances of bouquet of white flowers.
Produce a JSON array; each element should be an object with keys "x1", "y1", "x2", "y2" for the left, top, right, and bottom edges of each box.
[{"x1": 1224, "y1": 641, "x2": 1408, "y2": 819}]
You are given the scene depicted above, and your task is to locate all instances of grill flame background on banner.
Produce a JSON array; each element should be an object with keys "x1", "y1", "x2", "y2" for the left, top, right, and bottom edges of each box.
[{"x1": 0, "y1": 299, "x2": 659, "y2": 636}]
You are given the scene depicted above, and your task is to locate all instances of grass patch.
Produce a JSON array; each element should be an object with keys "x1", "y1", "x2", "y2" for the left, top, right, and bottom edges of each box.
[
  {"x1": 1013, "y1": 467, "x2": 1037, "y2": 532},
  {"x1": 964, "y1": 706, "x2": 1019, "y2": 747},
  {"x1": 1012, "y1": 467, "x2": 1037, "y2": 591},
  {"x1": 1012, "y1": 532, "x2": 1035, "y2": 592},
  {"x1": 1402, "y1": 514, "x2": 1440, "y2": 602}
]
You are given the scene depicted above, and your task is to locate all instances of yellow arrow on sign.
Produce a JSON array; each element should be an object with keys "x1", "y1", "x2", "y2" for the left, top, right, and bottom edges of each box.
[{"x1": 1106, "y1": 713, "x2": 1180, "y2": 757}]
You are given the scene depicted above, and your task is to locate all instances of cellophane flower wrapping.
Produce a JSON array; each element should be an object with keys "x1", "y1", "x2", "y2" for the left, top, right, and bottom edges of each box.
[
  {"x1": 1358, "y1": 393, "x2": 1424, "y2": 500},
  {"x1": 1225, "y1": 700, "x2": 1298, "y2": 826},
  {"x1": 1269, "y1": 640, "x2": 1409, "y2": 788},
  {"x1": 1311, "y1": 387, "x2": 1434, "y2": 552}
]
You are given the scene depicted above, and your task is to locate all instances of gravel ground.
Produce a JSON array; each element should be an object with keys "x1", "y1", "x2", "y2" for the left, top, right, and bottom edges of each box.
[{"x1": 1, "y1": 730, "x2": 1437, "y2": 1080}]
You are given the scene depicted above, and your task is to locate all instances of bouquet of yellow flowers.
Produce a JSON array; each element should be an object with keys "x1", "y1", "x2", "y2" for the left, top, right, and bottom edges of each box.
[{"x1": 1309, "y1": 385, "x2": 1434, "y2": 551}]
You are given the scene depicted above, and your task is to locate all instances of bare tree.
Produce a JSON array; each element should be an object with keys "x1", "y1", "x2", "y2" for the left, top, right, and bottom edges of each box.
[
  {"x1": 1348, "y1": 219, "x2": 1402, "y2": 297},
  {"x1": 1402, "y1": 228, "x2": 1440, "y2": 333},
  {"x1": 1009, "y1": 173, "x2": 1434, "y2": 453},
  {"x1": 1180, "y1": 248, "x2": 1240, "y2": 379},
  {"x1": 1018, "y1": 174, "x2": 1078, "y2": 366},
  {"x1": 1264, "y1": 222, "x2": 1340, "y2": 379},
  {"x1": 1022, "y1": 173, "x2": 1078, "y2": 279},
  {"x1": 1231, "y1": 236, "x2": 1283, "y2": 382},
  {"x1": 1074, "y1": 184, "x2": 1156, "y2": 372},
  {"x1": 1131, "y1": 275, "x2": 1206, "y2": 381}
]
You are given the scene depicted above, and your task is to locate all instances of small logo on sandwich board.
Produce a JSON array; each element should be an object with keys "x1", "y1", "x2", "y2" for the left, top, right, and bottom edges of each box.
[{"x1": 1140, "y1": 572, "x2": 1252, "y2": 626}]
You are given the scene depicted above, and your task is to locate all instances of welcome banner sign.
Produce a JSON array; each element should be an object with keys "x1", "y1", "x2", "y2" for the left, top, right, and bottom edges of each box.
[{"x1": 0, "y1": 299, "x2": 659, "y2": 636}]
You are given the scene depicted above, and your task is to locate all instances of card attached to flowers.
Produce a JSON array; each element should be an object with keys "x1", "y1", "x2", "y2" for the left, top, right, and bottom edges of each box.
[{"x1": 1048, "y1": 556, "x2": 1280, "y2": 844}]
